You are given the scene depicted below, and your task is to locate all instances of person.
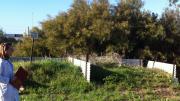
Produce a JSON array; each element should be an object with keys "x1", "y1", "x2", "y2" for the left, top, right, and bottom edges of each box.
[{"x1": 0, "y1": 43, "x2": 19, "y2": 101}]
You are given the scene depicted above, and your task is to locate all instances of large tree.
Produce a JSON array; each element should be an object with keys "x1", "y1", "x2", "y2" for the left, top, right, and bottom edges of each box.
[
  {"x1": 160, "y1": 8, "x2": 180, "y2": 64},
  {"x1": 42, "y1": 12, "x2": 69, "y2": 57},
  {"x1": 111, "y1": 0, "x2": 144, "y2": 58},
  {"x1": 86, "y1": 0, "x2": 112, "y2": 56},
  {"x1": 63, "y1": 0, "x2": 90, "y2": 56}
]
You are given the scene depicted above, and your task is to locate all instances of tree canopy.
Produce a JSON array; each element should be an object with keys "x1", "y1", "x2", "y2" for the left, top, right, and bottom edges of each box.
[{"x1": 13, "y1": 0, "x2": 180, "y2": 66}]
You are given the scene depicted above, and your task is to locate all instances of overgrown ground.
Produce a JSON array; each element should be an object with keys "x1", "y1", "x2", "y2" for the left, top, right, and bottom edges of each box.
[{"x1": 13, "y1": 60, "x2": 180, "y2": 101}]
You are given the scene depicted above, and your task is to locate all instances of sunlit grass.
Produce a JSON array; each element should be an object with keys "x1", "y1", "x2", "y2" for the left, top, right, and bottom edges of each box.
[{"x1": 13, "y1": 60, "x2": 180, "y2": 101}]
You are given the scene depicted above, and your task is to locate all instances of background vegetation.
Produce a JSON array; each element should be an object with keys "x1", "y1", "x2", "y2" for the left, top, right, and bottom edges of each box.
[{"x1": 8, "y1": 0, "x2": 179, "y2": 67}]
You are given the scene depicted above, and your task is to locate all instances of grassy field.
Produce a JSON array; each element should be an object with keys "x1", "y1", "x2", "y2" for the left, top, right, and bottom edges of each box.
[{"x1": 13, "y1": 60, "x2": 180, "y2": 101}]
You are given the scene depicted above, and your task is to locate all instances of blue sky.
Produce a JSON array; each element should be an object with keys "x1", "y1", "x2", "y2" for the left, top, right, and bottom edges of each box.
[{"x1": 0, "y1": 0, "x2": 169, "y2": 34}]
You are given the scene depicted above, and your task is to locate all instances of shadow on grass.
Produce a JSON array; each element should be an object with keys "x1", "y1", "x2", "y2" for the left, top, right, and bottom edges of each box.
[
  {"x1": 96, "y1": 63, "x2": 119, "y2": 68},
  {"x1": 24, "y1": 79, "x2": 48, "y2": 88},
  {"x1": 176, "y1": 65, "x2": 180, "y2": 83},
  {"x1": 20, "y1": 79, "x2": 48, "y2": 95},
  {"x1": 90, "y1": 64, "x2": 125, "y2": 85}
]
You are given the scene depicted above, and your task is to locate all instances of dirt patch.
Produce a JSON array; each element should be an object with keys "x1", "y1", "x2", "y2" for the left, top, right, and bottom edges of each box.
[{"x1": 154, "y1": 87, "x2": 175, "y2": 97}]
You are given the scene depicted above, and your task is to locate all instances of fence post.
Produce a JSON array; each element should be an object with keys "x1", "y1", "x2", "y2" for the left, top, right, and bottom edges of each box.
[
  {"x1": 173, "y1": 64, "x2": 176, "y2": 78},
  {"x1": 87, "y1": 62, "x2": 90, "y2": 82},
  {"x1": 30, "y1": 38, "x2": 34, "y2": 63},
  {"x1": 152, "y1": 61, "x2": 155, "y2": 68}
]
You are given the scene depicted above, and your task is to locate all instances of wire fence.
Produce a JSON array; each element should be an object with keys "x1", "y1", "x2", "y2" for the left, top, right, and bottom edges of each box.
[{"x1": 10, "y1": 57, "x2": 65, "y2": 62}]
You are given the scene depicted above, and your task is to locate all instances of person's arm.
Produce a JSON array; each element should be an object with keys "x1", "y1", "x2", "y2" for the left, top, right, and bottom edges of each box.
[
  {"x1": 0, "y1": 61, "x2": 12, "y2": 94},
  {"x1": 0, "y1": 62, "x2": 10, "y2": 84},
  {"x1": 0, "y1": 61, "x2": 22, "y2": 90}
]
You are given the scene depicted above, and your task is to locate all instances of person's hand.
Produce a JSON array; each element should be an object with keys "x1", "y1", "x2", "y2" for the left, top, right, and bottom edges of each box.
[{"x1": 10, "y1": 76, "x2": 22, "y2": 90}]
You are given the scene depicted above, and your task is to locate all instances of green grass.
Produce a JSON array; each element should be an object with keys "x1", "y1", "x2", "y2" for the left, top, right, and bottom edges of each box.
[{"x1": 13, "y1": 60, "x2": 180, "y2": 101}]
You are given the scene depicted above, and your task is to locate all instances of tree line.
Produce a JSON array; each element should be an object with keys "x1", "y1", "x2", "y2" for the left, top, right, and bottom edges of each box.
[{"x1": 10, "y1": 0, "x2": 179, "y2": 66}]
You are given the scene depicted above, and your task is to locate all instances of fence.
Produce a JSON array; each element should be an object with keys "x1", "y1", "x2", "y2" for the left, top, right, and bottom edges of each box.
[
  {"x1": 121, "y1": 59, "x2": 143, "y2": 67},
  {"x1": 10, "y1": 57, "x2": 64, "y2": 62},
  {"x1": 11, "y1": 56, "x2": 177, "y2": 82},
  {"x1": 11, "y1": 56, "x2": 91, "y2": 82},
  {"x1": 90, "y1": 56, "x2": 143, "y2": 67},
  {"x1": 67, "y1": 57, "x2": 91, "y2": 82},
  {"x1": 147, "y1": 61, "x2": 176, "y2": 78}
]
